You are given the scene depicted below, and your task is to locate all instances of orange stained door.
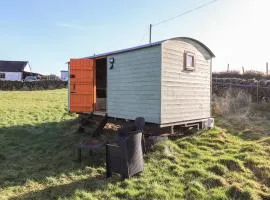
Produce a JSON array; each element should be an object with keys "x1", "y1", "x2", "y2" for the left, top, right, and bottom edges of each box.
[{"x1": 69, "y1": 58, "x2": 96, "y2": 113}]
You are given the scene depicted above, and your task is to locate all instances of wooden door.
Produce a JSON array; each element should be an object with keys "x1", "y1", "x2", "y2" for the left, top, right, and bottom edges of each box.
[{"x1": 69, "y1": 58, "x2": 95, "y2": 113}]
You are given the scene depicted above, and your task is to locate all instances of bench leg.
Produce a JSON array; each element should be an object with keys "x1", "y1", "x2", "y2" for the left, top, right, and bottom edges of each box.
[
  {"x1": 89, "y1": 149, "x2": 93, "y2": 156},
  {"x1": 106, "y1": 145, "x2": 112, "y2": 178}
]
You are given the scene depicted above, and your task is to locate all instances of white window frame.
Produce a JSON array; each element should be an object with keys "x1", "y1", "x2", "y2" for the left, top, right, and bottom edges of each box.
[{"x1": 184, "y1": 51, "x2": 195, "y2": 71}]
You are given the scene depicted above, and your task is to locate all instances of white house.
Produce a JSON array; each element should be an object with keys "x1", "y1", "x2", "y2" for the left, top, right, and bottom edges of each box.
[
  {"x1": 0, "y1": 60, "x2": 31, "y2": 81},
  {"x1": 60, "y1": 70, "x2": 68, "y2": 81}
]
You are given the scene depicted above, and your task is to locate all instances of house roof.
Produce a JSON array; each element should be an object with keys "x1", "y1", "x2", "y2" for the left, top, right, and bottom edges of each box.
[
  {"x1": 0, "y1": 60, "x2": 28, "y2": 72},
  {"x1": 86, "y1": 37, "x2": 215, "y2": 59}
]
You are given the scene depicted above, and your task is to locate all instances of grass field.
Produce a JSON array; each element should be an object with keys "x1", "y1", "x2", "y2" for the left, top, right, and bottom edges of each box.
[{"x1": 0, "y1": 89, "x2": 270, "y2": 200}]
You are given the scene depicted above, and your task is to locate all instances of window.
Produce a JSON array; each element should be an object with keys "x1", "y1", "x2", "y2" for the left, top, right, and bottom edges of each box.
[
  {"x1": 184, "y1": 52, "x2": 195, "y2": 71},
  {"x1": 0, "y1": 73, "x2": 5, "y2": 79}
]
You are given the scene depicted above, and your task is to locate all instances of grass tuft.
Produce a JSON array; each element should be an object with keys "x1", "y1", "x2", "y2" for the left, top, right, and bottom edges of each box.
[
  {"x1": 227, "y1": 184, "x2": 254, "y2": 200},
  {"x1": 260, "y1": 138, "x2": 270, "y2": 145},
  {"x1": 209, "y1": 188, "x2": 228, "y2": 200},
  {"x1": 244, "y1": 158, "x2": 270, "y2": 186},
  {"x1": 207, "y1": 164, "x2": 227, "y2": 176},
  {"x1": 0, "y1": 153, "x2": 6, "y2": 161},
  {"x1": 240, "y1": 143, "x2": 261, "y2": 153},
  {"x1": 219, "y1": 157, "x2": 243, "y2": 172},
  {"x1": 184, "y1": 181, "x2": 206, "y2": 200},
  {"x1": 260, "y1": 192, "x2": 270, "y2": 200},
  {"x1": 184, "y1": 168, "x2": 206, "y2": 180},
  {"x1": 203, "y1": 176, "x2": 226, "y2": 189}
]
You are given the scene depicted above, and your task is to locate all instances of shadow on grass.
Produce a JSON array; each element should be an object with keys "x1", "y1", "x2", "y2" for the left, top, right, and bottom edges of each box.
[
  {"x1": 0, "y1": 119, "x2": 110, "y2": 192},
  {"x1": 10, "y1": 174, "x2": 117, "y2": 200}
]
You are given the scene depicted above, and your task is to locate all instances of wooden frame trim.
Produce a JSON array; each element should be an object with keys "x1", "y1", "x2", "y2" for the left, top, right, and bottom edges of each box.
[
  {"x1": 183, "y1": 51, "x2": 196, "y2": 71},
  {"x1": 159, "y1": 117, "x2": 210, "y2": 128},
  {"x1": 93, "y1": 59, "x2": 97, "y2": 112},
  {"x1": 68, "y1": 63, "x2": 70, "y2": 112},
  {"x1": 210, "y1": 58, "x2": 213, "y2": 117}
]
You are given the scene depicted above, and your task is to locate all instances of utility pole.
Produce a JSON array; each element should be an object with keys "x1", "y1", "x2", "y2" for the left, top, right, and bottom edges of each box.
[
  {"x1": 242, "y1": 66, "x2": 245, "y2": 74},
  {"x1": 227, "y1": 64, "x2": 230, "y2": 72},
  {"x1": 149, "y1": 24, "x2": 152, "y2": 44}
]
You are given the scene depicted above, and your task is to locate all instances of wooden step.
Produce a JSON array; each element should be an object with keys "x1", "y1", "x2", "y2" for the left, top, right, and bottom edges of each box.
[
  {"x1": 78, "y1": 114, "x2": 108, "y2": 137},
  {"x1": 92, "y1": 115, "x2": 108, "y2": 138}
]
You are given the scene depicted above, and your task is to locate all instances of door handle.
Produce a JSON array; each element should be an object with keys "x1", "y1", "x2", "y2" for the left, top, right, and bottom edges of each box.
[{"x1": 70, "y1": 84, "x2": 76, "y2": 93}]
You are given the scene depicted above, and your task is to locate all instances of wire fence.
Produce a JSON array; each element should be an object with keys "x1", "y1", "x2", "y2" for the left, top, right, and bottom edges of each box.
[
  {"x1": 213, "y1": 79, "x2": 270, "y2": 103},
  {"x1": 214, "y1": 82, "x2": 270, "y2": 89}
]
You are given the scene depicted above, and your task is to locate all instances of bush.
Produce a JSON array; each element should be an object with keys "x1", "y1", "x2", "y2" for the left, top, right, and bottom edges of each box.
[
  {"x1": 213, "y1": 70, "x2": 267, "y2": 80},
  {"x1": 213, "y1": 71, "x2": 241, "y2": 78},
  {"x1": 242, "y1": 70, "x2": 265, "y2": 80},
  {"x1": 212, "y1": 88, "x2": 252, "y2": 117},
  {"x1": 0, "y1": 80, "x2": 67, "y2": 91}
]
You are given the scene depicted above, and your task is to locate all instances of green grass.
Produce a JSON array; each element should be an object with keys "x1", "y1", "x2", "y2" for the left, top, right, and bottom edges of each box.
[{"x1": 0, "y1": 89, "x2": 270, "y2": 200}]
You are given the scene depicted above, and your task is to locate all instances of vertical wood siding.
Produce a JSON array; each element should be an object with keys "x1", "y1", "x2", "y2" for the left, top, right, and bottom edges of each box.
[
  {"x1": 161, "y1": 39, "x2": 212, "y2": 125},
  {"x1": 107, "y1": 45, "x2": 162, "y2": 123}
]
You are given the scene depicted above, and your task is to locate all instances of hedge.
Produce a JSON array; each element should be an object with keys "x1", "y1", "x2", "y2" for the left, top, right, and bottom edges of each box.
[
  {"x1": 213, "y1": 70, "x2": 270, "y2": 80},
  {"x1": 0, "y1": 80, "x2": 68, "y2": 91}
]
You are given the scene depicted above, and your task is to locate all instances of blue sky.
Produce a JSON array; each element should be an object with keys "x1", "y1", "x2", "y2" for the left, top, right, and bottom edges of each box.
[{"x1": 0, "y1": 0, "x2": 269, "y2": 75}]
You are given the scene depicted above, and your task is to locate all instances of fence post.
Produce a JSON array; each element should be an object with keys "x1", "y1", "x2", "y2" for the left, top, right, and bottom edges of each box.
[
  {"x1": 266, "y1": 62, "x2": 269, "y2": 76},
  {"x1": 257, "y1": 81, "x2": 259, "y2": 103}
]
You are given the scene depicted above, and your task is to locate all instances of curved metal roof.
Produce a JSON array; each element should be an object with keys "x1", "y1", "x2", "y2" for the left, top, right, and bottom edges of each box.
[
  {"x1": 86, "y1": 37, "x2": 215, "y2": 59},
  {"x1": 168, "y1": 37, "x2": 215, "y2": 57}
]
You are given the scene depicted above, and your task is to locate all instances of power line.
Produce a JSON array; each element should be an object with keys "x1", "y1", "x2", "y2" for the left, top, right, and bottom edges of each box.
[
  {"x1": 152, "y1": 0, "x2": 220, "y2": 26},
  {"x1": 138, "y1": 0, "x2": 220, "y2": 44},
  {"x1": 182, "y1": 0, "x2": 212, "y2": 10}
]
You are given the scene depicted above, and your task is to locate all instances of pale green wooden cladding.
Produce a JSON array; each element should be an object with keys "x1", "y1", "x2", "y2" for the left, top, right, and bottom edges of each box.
[{"x1": 106, "y1": 37, "x2": 214, "y2": 126}]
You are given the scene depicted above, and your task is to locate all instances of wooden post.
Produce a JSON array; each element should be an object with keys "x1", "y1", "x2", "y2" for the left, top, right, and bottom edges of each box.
[
  {"x1": 257, "y1": 81, "x2": 259, "y2": 103},
  {"x1": 266, "y1": 62, "x2": 269, "y2": 76},
  {"x1": 171, "y1": 126, "x2": 174, "y2": 134},
  {"x1": 149, "y1": 24, "x2": 152, "y2": 44}
]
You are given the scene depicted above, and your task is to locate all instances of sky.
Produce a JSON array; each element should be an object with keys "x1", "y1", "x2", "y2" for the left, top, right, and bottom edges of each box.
[{"x1": 0, "y1": 0, "x2": 269, "y2": 75}]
